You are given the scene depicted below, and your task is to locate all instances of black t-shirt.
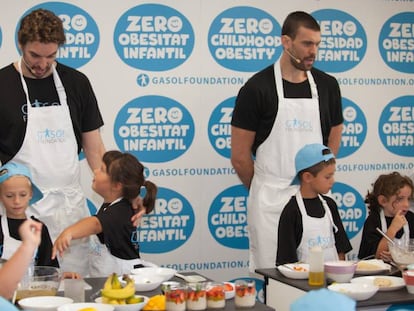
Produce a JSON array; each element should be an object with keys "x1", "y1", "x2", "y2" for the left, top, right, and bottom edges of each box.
[
  {"x1": 358, "y1": 210, "x2": 414, "y2": 259},
  {"x1": 0, "y1": 216, "x2": 59, "y2": 267},
  {"x1": 94, "y1": 198, "x2": 140, "y2": 260},
  {"x1": 276, "y1": 195, "x2": 352, "y2": 266},
  {"x1": 0, "y1": 62, "x2": 104, "y2": 164},
  {"x1": 232, "y1": 64, "x2": 343, "y2": 155}
]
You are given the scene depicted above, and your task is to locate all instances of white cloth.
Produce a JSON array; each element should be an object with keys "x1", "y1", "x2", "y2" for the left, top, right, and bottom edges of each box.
[
  {"x1": 12, "y1": 59, "x2": 90, "y2": 276},
  {"x1": 88, "y1": 199, "x2": 146, "y2": 277},
  {"x1": 247, "y1": 62, "x2": 323, "y2": 271},
  {"x1": 380, "y1": 209, "x2": 410, "y2": 243},
  {"x1": 295, "y1": 192, "x2": 339, "y2": 263}
]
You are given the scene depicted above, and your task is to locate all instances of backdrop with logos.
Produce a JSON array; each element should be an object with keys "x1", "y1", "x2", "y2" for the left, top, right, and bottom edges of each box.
[{"x1": 1, "y1": 0, "x2": 413, "y2": 293}]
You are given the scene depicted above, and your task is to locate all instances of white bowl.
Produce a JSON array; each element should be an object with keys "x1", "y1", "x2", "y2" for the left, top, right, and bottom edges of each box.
[
  {"x1": 18, "y1": 296, "x2": 73, "y2": 311},
  {"x1": 223, "y1": 282, "x2": 235, "y2": 299},
  {"x1": 58, "y1": 303, "x2": 114, "y2": 311},
  {"x1": 389, "y1": 240, "x2": 414, "y2": 267},
  {"x1": 328, "y1": 283, "x2": 379, "y2": 301},
  {"x1": 130, "y1": 267, "x2": 177, "y2": 282},
  {"x1": 324, "y1": 261, "x2": 357, "y2": 283},
  {"x1": 95, "y1": 295, "x2": 149, "y2": 311},
  {"x1": 277, "y1": 263, "x2": 309, "y2": 279},
  {"x1": 121, "y1": 274, "x2": 164, "y2": 291}
]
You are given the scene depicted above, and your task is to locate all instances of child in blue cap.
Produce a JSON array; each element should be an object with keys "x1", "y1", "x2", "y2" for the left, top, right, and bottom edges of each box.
[
  {"x1": 0, "y1": 162, "x2": 59, "y2": 268},
  {"x1": 276, "y1": 143, "x2": 352, "y2": 265}
]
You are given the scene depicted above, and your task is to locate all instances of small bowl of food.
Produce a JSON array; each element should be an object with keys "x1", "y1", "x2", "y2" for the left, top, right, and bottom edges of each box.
[
  {"x1": 277, "y1": 263, "x2": 309, "y2": 279},
  {"x1": 403, "y1": 270, "x2": 414, "y2": 294},
  {"x1": 223, "y1": 282, "x2": 235, "y2": 299},
  {"x1": 389, "y1": 240, "x2": 414, "y2": 267},
  {"x1": 324, "y1": 261, "x2": 357, "y2": 283}
]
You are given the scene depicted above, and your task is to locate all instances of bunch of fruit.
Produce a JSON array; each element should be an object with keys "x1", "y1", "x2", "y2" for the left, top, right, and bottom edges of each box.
[{"x1": 100, "y1": 273, "x2": 143, "y2": 305}]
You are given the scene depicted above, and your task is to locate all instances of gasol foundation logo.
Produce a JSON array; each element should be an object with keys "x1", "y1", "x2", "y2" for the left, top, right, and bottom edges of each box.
[
  {"x1": 379, "y1": 12, "x2": 414, "y2": 74},
  {"x1": 20, "y1": 2, "x2": 99, "y2": 68},
  {"x1": 337, "y1": 98, "x2": 367, "y2": 159},
  {"x1": 208, "y1": 97, "x2": 235, "y2": 159},
  {"x1": 378, "y1": 95, "x2": 414, "y2": 157},
  {"x1": 134, "y1": 187, "x2": 194, "y2": 253},
  {"x1": 312, "y1": 9, "x2": 366, "y2": 73},
  {"x1": 114, "y1": 95, "x2": 195, "y2": 163},
  {"x1": 208, "y1": 185, "x2": 249, "y2": 250},
  {"x1": 114, "y1": 4, "x2": 194, "y2": 71},
  {"x1": 208, "y1": 6, "x2": 281, "y2": 72},
  {"x1": 332, "y1": 182, "x2": 366, "y2": 240}
]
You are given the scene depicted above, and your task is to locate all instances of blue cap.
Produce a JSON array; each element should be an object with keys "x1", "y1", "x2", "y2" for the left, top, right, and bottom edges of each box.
[
  {"x1": 0, "y1": 162, "x2": 43, "y2": 205},
  {"x1": 291, "y1": 288, "x2": 356, "y2": 311},
  {"x1": 291, "y1": 143, "x2": 335, "y2": 185}
]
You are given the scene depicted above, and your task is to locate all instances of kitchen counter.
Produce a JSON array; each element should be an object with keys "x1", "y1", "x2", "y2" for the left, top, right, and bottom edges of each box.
[
  {"x1": 84, "y1": 273, "x2": 275, "y2": 310},
  {"x1": 256, "y1": 268, "x2": 414, "y2": 311}
]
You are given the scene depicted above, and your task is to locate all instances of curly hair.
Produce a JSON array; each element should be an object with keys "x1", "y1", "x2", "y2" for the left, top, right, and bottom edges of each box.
[
  {"x1": 18, "y1": 9, "x2": 65, "y2": 46},
  {"x1": 365, "y1": 172, "x2": 414, "y2": 213}
]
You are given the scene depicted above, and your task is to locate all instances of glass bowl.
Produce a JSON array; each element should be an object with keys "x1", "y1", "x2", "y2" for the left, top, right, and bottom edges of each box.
[{"x1": 15, "y1": 266, "x2": 61, "y2": 302}]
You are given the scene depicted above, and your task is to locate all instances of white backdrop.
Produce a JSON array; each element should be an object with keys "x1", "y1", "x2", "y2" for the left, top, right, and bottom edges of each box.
[{"x1": 1, "y1": 1, "x2": 413, "y2": 288}]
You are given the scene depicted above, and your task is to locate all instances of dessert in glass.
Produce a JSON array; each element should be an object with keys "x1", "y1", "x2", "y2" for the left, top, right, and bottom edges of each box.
[
  {"x1": 234, "y1": 279, "x2": 256, "y2": 308},
  {"x1": 206, "y1": 282, "x2": 225, "y2": 309},
  {"x1": 165, "y1": 283, "x2": 187, "y2": 311},
  {"x1": 186, "y1": 282, "x2": 207, "y2": 310}
]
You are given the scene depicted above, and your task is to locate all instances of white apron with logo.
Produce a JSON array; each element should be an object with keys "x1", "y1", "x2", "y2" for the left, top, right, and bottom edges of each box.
[
  {"x1": 295, "y1": 192, "x2": 339, "y2": 262},
  {"x1": 88, "y1": 199, "x2": 146, "y2": 277},
  {"x1": 247, "y1": 62, "x2": 323, "y2": 271},
  {"x1": 11, "y1": 59, "x2": 90, "y2": 275},
  {"x1": 380, "y1": 209, "x2": 410, "y2": 243}
]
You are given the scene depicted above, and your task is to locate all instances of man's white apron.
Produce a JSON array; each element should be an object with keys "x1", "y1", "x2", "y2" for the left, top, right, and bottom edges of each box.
[
  {"x1": 296, "y1": 192, "x2": 339, "y2": 262},
  {"x1": 247, "y1": 62, "x2": 323, "y2": 271},
  {"x1": 11, "y1": 59, "x2": 90, "y2": 275}
]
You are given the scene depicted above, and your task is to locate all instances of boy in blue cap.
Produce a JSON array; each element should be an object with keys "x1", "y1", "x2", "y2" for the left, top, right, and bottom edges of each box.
[{"x1": 276, "y1": 143, "x2": 352, "y2": 265}]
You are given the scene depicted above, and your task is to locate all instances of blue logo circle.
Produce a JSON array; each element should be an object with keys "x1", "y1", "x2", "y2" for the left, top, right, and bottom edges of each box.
[
  {"x1": 208, "y1": 6, "x2": 281, "y2": 72},
  {"x1": 332, "y1": 182, "x2": 366, "y2": 240},
  {"x1": 114, "y1": 95, "x2": 195, "y2": 163},
  {"x1": 208, "y1": 97, "x2": 235, "y2": 159},
  {"x1": 19, "y1": 2, "x2": 100, "y2": 68},
  {"x1": 337, "y1": 98, "x2": 367, "y2": 158},
  {"x1": 114, "y1": 4, "x2": 194, "y2": 71},
  {"x1": 312, "y1": 9, "x2": 366, "y2": 72},
  {"x1": 378, "y1": 95, "x2": 414, "y2": 157},
  {"x1": 208, "y1": 185, "x2": 249, "y2": 250},
  {"x1": 379, "y1": 12, "x2": 414, "y2": 74},
  {"x1": 136, "y1": 187, "x2": 194, "y2": 253}
]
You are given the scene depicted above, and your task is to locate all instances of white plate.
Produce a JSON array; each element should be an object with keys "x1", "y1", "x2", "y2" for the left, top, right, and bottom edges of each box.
[
  {"x1": 350, "y1": 275, "x2": 405, "y2": 291},
  {"x1": 58, "y1": 302, "x2": 114, "y2": 311},
  {"x1": 328, "y1": 283, "x2": 379, "y2": 301},
  {"x1": 355, "y1": 259, "x2": 391, "y2": 275},
  {"x1": 130, "y1": 267, "x2": 177, "y2": 282},
  {"x1": 277, "y1": 263, "x2": 309, "y2": 279},
  {"x1": 95, "y1": 295, "x2": 149, "y2": 311},
  {"x1": 18, "y1": 296, "x2": 73, "y2": 311}
]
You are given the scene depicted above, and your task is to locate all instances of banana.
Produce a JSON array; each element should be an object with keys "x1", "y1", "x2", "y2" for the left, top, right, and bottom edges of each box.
[
  {"x1": 103, "y1": 273, "x2": 114, "y2": 290},
  {"x1": 101, "y1": 274, "x2": 135, "y2": 299},
  {"x1": 111, "y1": 273, "x2": 122, "y2": 289}
]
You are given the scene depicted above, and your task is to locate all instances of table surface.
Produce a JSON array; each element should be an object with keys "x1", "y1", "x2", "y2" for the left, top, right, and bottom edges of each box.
[
  {"x1": 256, "y1": 267, "x2": 414, "y2": 308},
  {"x1": 84, "y1": 273, "x2": 275, "y2": 311}
]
